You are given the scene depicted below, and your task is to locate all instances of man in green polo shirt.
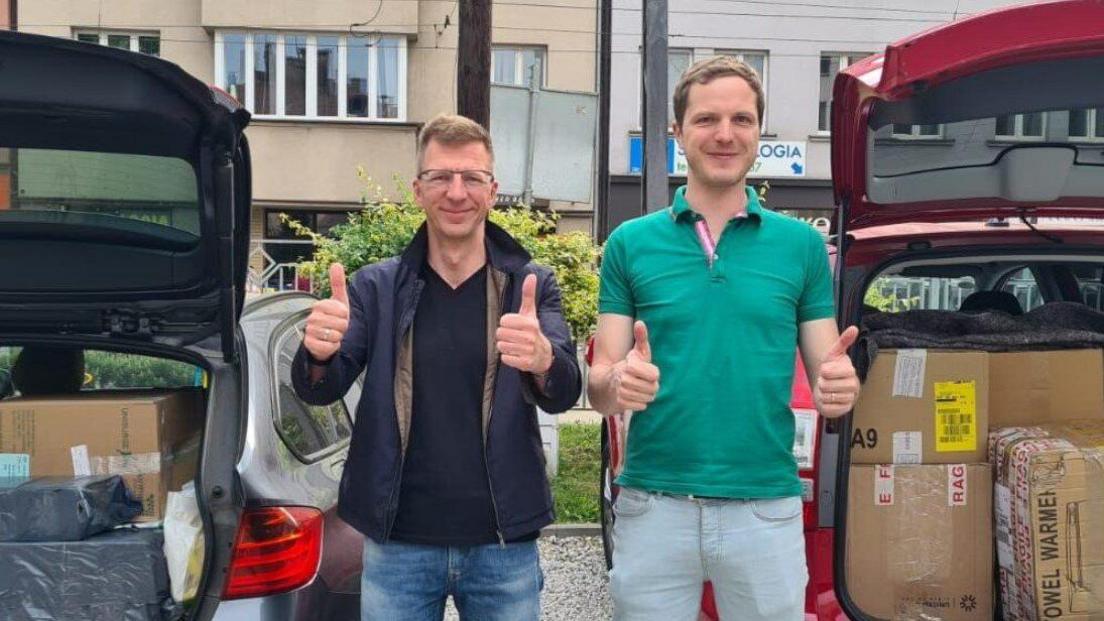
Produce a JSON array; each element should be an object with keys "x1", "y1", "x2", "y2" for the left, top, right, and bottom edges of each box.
[{"x1": 589, "y1": 56, "x2": 860, "y2": 620}]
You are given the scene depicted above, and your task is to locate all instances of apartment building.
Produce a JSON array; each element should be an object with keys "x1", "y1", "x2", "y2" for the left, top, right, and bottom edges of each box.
[{"x1": 17, "y1": 0, "x2": 596, "y2": 289}]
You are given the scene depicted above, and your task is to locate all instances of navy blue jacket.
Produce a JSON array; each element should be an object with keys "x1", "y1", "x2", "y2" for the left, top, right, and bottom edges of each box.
[{"x1": 292, "y1": 222, "x2": 582, "y2": 543}]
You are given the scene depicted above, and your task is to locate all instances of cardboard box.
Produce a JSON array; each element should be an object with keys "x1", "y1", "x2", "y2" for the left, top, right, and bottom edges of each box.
[
  {"x1": 991, "y1": 423, "x2": 1104, "y2": 620},
  {"x1": 852, "y1": 350, "x2": 990, "y2": 464},
  {"x1": 0, "y1": 390, "x2": 202, "y2": 521},
  {"x1": 989, "y1": 350, "x2": 1104, "y2": 428},
  {"x1": 847, "y1": 464, "x2": 993, "y2": 621}
]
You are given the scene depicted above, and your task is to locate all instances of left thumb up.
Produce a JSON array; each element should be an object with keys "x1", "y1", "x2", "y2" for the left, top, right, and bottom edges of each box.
[
  {"x1": 825, "y1": 326, "x2": 859, "y2": 361},
  {"x1": 519, "y1": 274, "x2": 538, "y2": 317}
]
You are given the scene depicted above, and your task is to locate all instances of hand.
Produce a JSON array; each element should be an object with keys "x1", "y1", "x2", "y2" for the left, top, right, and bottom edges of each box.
[
  {"x1": 496, "y1": 274, "x2": 553, "y2": 374},
  {"x1": 304, "y1": 263, "x2": 351, "y2": 363},
  {"x1": 614, "y1": 321, "x2": 660, "y2": 412},
  {"x1": 815, "y1": 326, "x2": 860, "y2": 417}
]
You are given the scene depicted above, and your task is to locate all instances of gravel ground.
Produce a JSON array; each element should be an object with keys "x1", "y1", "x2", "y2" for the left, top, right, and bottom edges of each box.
[{"x1": 444, "y1": 535, "x2": 612, "y2": 620}]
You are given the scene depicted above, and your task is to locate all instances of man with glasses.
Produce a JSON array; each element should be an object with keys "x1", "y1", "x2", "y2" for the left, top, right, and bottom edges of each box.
[{"x1": 293, "y1": 114, "x2": 581, "y2": 620}]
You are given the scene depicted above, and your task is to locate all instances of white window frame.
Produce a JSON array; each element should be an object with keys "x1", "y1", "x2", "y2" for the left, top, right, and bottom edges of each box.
[
  {"x1": 891, "y1": 123, "x2": 944, "y2": 140},
  {"x1": 74, "y1": 30, "x2": 159, "y2": 55},
  {"x1": 716, "y1": 49, "x2": 769, "y2": 130},
  {"x1": 214, "y1": 31, "x2": 407, "y2": 123},
  {"x1": 1068, "y1": 108, "x2": 1104, "y2": 142},
  {"x1": 818, "y1": 52, "x2": 869, "y2": 135},
  {"x1": 994, "y1": 112, "x2": 1047, "y2": 141},
  {"x1": 490, "y1": 45, "x2": 547, "y2": 87},
  {"x1": 636, "y1": 48, "x2": 769, "y2": 131}
]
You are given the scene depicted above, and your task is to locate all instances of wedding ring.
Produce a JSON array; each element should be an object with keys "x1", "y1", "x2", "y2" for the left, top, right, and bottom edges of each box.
[{"x1": 323, "y1": 328, "x2": 332, "y2": 342}]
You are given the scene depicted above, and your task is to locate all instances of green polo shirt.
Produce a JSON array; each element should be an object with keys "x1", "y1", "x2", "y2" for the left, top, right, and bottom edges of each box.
[{"x1": 599, "y1": 185, "x2": 835, "y2": 498}]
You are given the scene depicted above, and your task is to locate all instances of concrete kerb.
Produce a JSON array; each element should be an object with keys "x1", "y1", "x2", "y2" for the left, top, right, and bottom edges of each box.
[{"x1": 541, "y1": 523, "x2": 603, "y2": 538}]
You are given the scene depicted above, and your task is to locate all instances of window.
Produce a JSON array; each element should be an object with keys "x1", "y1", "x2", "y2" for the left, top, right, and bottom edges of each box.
[
  {"x1": 5, "y1": 147, "x2": 199, "y2": 235},
  {"x1": 0, "y1": 347, "x2": 200, "y2": 395},
  {"x1": 272, "y1": 322, "x2": 352, "y2": 461},
  {"x1": 216, "y1": 32, "x2": 407, "y2": 121},
  {"x1": 819, "y1": 53, "x2": 868, "y2": 132},
  {"x1": 491, "y1": 46, "x2": 545, "y2": 87},
  {"x1": 640, "y1": 49, "x2": 769, "y2": 127},
  {"x1": 1069, "y1": 108, "x2": 1104, "y2": 141},
  {"x1": 261, "y1": 208, "x2": 353, "y2": 291},
  {"x1": 999, "y1": 267, "x2": 1044, "y2": 312},
  {"x1": 864, "y1": 274, "x2": 977, "y2": 312},
  {"x1": 75, "y1": 31, "x2": 160, "y2": 56},
  {"x1": 666, "y1": 48, "x2": 693, "y2": 123},
  {"x1": 891, "y1": 124, "x2": 943, "y2": 139},
  {"x1": 995, "y1": 112, "x2": 1045, "y2": 140},
  {"x1": 717, "y1": 50, "x2": 768, "y2": 124}
]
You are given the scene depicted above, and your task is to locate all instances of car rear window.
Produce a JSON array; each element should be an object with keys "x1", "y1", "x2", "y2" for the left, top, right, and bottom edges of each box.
[
  {"x1": 2, "y1": 147, "x2": 199, "y2": 235},
  {"x1": 864, "y1": 274, "x2": 978, "y2": 312},
  {"x1": 0, "y1": 347, "x2": 201, "y2": 397}
]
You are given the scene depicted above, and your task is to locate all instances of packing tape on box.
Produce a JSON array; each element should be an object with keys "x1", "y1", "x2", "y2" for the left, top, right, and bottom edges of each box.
[
  {"x1": 91, "y1": 452, "x2": 161, "y2": 476},
  {"x1": 887, "y1": 467, "x2": 954, "y2": 586},
  {"x1": 1083, "y1": 447, "x2": 1104, "y2": 612}
]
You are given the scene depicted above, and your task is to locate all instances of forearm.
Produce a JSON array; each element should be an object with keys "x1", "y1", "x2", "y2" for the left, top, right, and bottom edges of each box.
[{"x1": 587, "y1": 360, "x2": 622, "y2": 416}]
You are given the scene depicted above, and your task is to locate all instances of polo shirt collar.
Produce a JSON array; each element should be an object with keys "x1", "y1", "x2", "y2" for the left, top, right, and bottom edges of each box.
[{"x1": 669, "y1": 185, "x2": 763, "y2": 224}]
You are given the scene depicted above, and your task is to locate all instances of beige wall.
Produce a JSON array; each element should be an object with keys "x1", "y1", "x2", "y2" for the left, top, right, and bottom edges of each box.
[
  {"x1": 1, "y1": 0, "x2": 10, "y2": 29},
  {"x1": 18, "y1": 0, "x2": 212, "y2": 80},
  {"x1": 246, "y1": 121, "x2": 418, "y2": 205},
  {"x1": 201, "y1": 0, "x2": 418, "y2": 35},
  {"x1": 494, "y1": 0, "x2": 597, "y2": 93}
]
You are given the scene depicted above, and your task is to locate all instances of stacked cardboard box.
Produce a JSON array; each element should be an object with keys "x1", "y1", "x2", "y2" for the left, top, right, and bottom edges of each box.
[
  {"x1": 849, "y1": 350, "x2": 994, "y2": 618},
  {"x1": 0, "y1": 390, "x2": 202, "y2": 521},
  {"x1": 990, "y1": 422, "x2": 1104, "y2": 620},
  {"x1": 849, "y1": 347, "x2": 1104, "y2": 620},
  {"x1": 847, "y1": 464, "x2": 993, "y2": 620}
]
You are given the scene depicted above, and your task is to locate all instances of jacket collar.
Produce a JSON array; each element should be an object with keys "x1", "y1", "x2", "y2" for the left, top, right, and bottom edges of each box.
[{"x1": 399, "y1": 220, "x2": 532, "y2": 275}]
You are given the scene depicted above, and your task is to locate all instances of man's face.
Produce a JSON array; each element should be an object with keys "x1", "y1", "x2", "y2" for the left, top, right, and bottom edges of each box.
[
  {"x1": 673, "y1": 76, "x2": 761, "y2": 191},
  {"x1": 413, "y1": 139, "x2": 498, "y2": 244}
]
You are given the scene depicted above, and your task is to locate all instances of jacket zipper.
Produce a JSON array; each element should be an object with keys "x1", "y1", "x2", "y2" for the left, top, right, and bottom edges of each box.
[
  {"x1": 484, "y1": 271, "x2": 509, "y2": 547},
  {"x1": 382, "y1": 278, "x2": 424, "y2": 542}
]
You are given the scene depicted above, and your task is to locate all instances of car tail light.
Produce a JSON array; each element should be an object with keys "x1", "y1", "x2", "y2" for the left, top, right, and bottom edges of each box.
[{"x1": 223, "y1": 506, "x2": 324, "y2": 600}]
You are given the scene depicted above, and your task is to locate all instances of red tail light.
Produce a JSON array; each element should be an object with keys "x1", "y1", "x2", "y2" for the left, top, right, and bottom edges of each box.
[{"x1": 223, "y1": 506, "x2": 324, "y2": 600}]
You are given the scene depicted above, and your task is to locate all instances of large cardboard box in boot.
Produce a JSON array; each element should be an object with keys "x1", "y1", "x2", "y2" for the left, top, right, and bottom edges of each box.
[
  {"x1": 847, "y1": 464, "x2": 993, "y2": 621},
  {"x1": 989, "y1": 350, "x2": 1104, "y2": 428},
  {"x1": 990, "y1": 422, "x2": 1104, "y2": 620},
  {"x1": 0, "y1": 390, "x2": 202, "y2": 521},
  {"x1": 852, "y1": 350, "x2": 989, "y2": 464}
]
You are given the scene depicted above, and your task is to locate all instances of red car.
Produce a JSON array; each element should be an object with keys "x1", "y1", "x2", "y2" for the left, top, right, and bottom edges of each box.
[{"x1": 599, "y1": 1, "x2": 1104, "y2": 618}]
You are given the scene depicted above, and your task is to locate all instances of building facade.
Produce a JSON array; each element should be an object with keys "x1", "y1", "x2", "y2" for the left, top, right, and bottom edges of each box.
[
  {"x1": 17, "y1": 0, "x2": 596, "y2": 290},
  {"x1": 605, "y1": 0, "x2": 1034, "y2": 237}
]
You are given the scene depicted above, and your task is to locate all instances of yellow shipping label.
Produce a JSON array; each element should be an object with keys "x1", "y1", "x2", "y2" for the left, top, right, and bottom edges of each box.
[{"x1": 933, "y1": 380, "x2": 977, "y2": 452}]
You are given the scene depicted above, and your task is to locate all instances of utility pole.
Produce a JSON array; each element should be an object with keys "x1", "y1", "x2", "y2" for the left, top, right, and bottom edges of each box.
[
  {"x1": 641, "y1": 0, "x2": 669, "y2": 214},
  {"x1": 457, "y1": 0, "x2": 492, "y2": 128},
  {"x1": 596, "y1": 0, "x2": 612, "y2": 239}
]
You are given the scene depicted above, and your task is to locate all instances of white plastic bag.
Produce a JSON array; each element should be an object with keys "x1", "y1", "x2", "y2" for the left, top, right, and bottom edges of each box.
[{"x1": 163, "y1": 481, "x2": 205, "y2": 603}]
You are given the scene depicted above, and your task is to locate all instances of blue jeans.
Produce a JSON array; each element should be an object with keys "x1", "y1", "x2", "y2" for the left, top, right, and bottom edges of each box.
[
  {"x1": 360, "y1": 537, "x2": 542, "y2": 621},
  {"x1": 610, "y1": 488, "x2": 808, "y2": 621}
]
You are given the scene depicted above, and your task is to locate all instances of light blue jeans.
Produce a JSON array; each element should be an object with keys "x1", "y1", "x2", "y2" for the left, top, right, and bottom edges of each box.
[
  {"x1": 360, "y1": 537, "x2": 542, "y2": 621},
  {"x1": 610, "y1": 487, "x2": 807, "y2": 621}
]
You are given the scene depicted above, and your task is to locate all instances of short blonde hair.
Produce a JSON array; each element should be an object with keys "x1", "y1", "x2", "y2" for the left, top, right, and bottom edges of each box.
[
  {"x1": 672, "y1": 56, "x2": 765, "y2": 128},
  {"x1": 417, "y1": 114, "x2": 495, "y2": 171}
]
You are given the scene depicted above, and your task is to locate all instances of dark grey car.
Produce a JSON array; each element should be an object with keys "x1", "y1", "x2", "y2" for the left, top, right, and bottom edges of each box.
[{"x1": 0, "y1": 29, "x2": 361, "y2": 620}]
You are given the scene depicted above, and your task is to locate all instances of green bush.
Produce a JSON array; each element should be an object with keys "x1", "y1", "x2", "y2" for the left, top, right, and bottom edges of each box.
[{"x1": 289, "y1": 176, "x2": 600, "y2": 342}]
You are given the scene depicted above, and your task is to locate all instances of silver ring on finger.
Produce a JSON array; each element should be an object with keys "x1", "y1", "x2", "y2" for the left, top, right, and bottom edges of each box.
[{"x1": 323, "y1": 328, "x2": 332, "y2": 342}]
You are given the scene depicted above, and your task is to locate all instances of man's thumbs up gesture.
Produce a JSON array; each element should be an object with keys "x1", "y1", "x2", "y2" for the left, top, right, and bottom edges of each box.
[
  {"x1": 815, "y1": 326, "x2": 861, "y2": 417},
  {"x1": 304, "y1": 263, "x2": 351, "y2": 362},
  {"x1": 615, "y1": 321, "x2": 660, "y2": 412},
  {"x1": 497, "y1": 274, "x2": 553, "y2": 374}
]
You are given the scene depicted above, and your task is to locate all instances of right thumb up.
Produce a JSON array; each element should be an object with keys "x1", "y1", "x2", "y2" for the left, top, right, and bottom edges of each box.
[
  {"x1": 617, "y1": 320, "x2": 659, "y2": 413},
  {"x1": 330, "y1": 263, "x2": 349, "y2": 306},
  {"x1": 632, "y1": 320, "x2": 651, "y2": 362}
]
